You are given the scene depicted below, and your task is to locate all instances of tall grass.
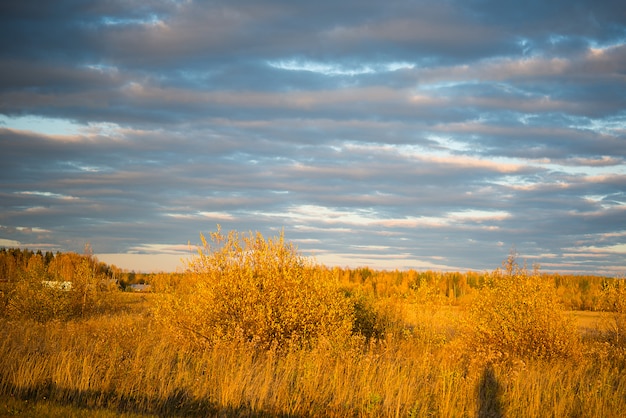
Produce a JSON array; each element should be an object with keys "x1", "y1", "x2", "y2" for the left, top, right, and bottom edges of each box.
[
  {"x1": 1, "y1": 234, "x2": 625, "y2": 416},
  {"x1": 1, "y1": 301, "x2": 625, "y2": 416}
]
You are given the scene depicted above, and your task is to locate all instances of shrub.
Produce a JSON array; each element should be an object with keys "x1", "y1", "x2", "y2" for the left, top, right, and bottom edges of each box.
[
  {"x1": 599, "y1": 279, "x2": 626, "y2": 346},
  {"x1": 3, "y1": 254, "x2": 111, "y2": 322},
  {"x1": 462, "y1": 253, "x2": 580, "y2": 361},
  {"x1": 153, "y1": 227, "x2": 354, "y2": 350},
  {"x1": 349, "y1": 291, "x2": 407, "y2": 342}
]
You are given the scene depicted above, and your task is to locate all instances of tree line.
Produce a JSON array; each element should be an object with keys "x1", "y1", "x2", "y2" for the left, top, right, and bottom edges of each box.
[
  {"x1": 0, "y1": 247, "x2": 140, "y2": 290},
  {"x1": 1, "y1": 246, "x2": 623, "y2": 312}
]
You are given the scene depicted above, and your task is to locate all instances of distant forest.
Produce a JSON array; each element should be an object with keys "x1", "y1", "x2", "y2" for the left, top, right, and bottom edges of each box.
[
  {"x1": 0, "y1": 247, "x2": 142, "y2": 291},
  {"x1": 0, "y1": 247, "x2": 622, "y2": 312}
]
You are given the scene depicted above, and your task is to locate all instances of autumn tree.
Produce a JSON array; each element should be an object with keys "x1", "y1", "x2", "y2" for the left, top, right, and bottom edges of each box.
[{"x1": 153, "y1": 227, "x2": 354, "y2": 350}]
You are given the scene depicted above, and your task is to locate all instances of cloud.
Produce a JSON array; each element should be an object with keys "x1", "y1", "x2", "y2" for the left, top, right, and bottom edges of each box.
[
  {"x1": 0, "y1": 0, "x2": 624, "y2": 274},
  {"x1": 0, "y1": 238, "x2": 21, "y2": 247}
]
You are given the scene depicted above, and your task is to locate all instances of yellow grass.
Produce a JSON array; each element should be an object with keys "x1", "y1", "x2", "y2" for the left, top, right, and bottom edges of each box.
[
  {"x1": 1, "y1": 241, "x2": 625, "y2": 416},
  {"x1": 1, "y1": 293, "x2": 625, "y2": 417}
]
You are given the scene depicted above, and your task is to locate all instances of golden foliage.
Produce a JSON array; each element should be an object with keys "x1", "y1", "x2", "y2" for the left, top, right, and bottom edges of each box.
[
  {"x1": 598, "y1": 280, "x2": 626, "y2": 346},
  {"x1": 1, "y1": 243, "x2": 626, "y2": 416},
  {"x1": 462, "y1": 253, "x2": 581, "y2": 361},
  {"x1": 2, "y1": 253, "x2": 116, "y2": 322},
  {"x1": 1, "y1": 308, "x2": 625, "y2": 417},
  {"x1": 153, "y1": 227, "x2": 354, "y2": 350}
]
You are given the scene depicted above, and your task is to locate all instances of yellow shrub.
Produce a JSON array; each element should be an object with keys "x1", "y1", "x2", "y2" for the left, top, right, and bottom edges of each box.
[
  {"x1": 1, "y1": 254, "x2": 56, "y2": 321},
  {"x1": 599, "y1": 280, "x2": 626, "y2": 347},
  {"x1": 153, "y1": 227, "x2": 354, "y2": 350},
  {"x1": 3, "y1": 255, "x2": 108, "y2": 322},
  {"x1": 349, "y1": 292, "x2": 408, "y2": 342},
  {"x1": 463, "y1": 256, "x2": 580, "y2": 361}
]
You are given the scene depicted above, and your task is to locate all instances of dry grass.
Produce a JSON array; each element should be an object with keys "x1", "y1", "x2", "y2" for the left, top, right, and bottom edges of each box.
[
  {"x1": 1, "y1": 293, "x2": 625, "y2": 417},
  {"x1": 1, "y1": 239, "x2": 625, "y2": 416}
]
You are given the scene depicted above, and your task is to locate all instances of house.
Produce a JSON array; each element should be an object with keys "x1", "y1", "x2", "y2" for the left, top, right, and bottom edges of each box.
[
  {"x1": 42, "y1": 280, "x2": 73, "y2": 291},
  {"x1": 129, "y1": 283, "x2": 151, "y2": 292}
]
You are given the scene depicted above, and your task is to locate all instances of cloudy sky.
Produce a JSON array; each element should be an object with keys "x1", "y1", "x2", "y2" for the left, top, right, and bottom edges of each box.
[{"x1": 1, "y1": 0, "x2": 625, "y2": 275}]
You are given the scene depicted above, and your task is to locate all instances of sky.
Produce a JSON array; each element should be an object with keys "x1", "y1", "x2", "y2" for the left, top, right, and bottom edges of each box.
[{"x1": 0, "y1": 0, "x2": 625, "y2": 275}]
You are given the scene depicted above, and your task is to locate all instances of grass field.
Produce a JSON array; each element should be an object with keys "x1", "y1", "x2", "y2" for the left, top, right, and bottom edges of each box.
[
  {"x1": 1, "y1": 292, "x2": 625, "y2": 417},
  {"x1": 1, "y1": 240, "x2": 625, "y2": 416}
]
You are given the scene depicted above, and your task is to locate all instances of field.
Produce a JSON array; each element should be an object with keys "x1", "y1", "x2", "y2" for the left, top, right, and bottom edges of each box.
[
  {"x1": 1, "y1": 295, "x2": 625, "y2": 417},
  {"x1": 1, "y1": 234, "x2": 625, "y2": 417}
]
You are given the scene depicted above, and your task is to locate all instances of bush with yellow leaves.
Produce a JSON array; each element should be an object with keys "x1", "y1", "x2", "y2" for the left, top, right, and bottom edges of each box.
[
  {"x1": 153, "y1": 227, "x2": 354, "y2": 350},
  {"x1": 462, "y1": 252, "x2": 580, "y2": 361},
  {"x1": 599, "y1": 279, "x2": 626, "y2": 347},
  {"x1": 4, "y1": 252, "x2": 105, "y2": 322}
]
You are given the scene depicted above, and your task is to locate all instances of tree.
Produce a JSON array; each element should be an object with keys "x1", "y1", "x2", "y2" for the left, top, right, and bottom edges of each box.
[
  {"x1": 463, "y1": 254, "x2": 580, "y2": 361},
  {"x1": 153, "y1": 227, "x2": 354, "y2": 350}
]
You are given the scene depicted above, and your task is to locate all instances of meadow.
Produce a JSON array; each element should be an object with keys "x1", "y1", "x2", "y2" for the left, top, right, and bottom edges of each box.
[{"x1": 0, "y1": 231, "x2": 625, "y2": 417}]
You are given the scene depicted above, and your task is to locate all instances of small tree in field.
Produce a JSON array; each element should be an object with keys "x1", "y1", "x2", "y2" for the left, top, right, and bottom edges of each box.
[
  {"x1": 153, "y1": 227, "x2": 354, "y2": 350},
  {"x1": 4, "y1": 252, "x2": 105, "y2": 322},
  {"x1": 599, "y1": 279, "x2": 626, "y2": 347},
  {"x1": 463, "y1": 252, "x2": 580, "y2": 361}
]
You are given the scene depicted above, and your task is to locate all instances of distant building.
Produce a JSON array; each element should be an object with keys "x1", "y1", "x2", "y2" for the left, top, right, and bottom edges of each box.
[
  {"x1": 42, "y1": 280, "x2": 73, "y2": 291},
  {"x1": 129, "y1": 283, "x2": 151, "y2": 292}
]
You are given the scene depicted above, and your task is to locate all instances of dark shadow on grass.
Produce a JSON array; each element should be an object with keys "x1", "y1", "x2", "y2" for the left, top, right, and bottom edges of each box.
[
  {"x1": 0, "y1": 377, "x2": 304, "y2": 417},
  {"x1": 477, "y1": 364, "x2": 504, "y2": 418}
]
